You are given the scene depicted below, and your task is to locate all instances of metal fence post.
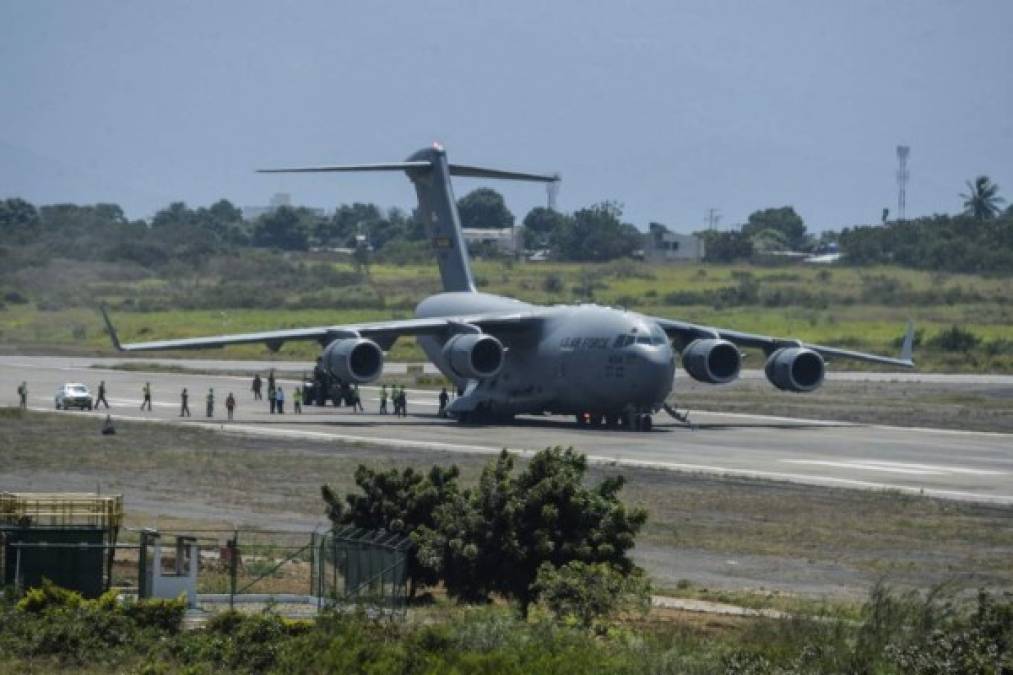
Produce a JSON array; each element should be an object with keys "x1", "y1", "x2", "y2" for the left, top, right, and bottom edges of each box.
[{"x1": 228, "y1": 531, "x2": 238, "y2": 611}]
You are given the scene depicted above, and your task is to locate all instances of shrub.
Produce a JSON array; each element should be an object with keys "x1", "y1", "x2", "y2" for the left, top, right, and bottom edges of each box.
[
  {"x1": 532, "y1": 561, "x2": 651, "y2": 630},
  {"x1": 927, "y1": 325, "x2": 980, "y2": 352},
  {"x1": 123, "y1": 595, "x2": 186, "y2": 633},
  {"x1": 543, "y1": 273, "x2": 564, "y2": 294}
]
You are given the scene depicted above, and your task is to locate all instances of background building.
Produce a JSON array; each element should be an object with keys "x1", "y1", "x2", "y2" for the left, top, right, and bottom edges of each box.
[{"x1": 643, "y1": 223, "x2": 705, "y2": 263}]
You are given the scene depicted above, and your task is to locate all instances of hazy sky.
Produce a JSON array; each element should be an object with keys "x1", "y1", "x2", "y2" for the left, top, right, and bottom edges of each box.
[{"x1": 2, "y1": 1, "x2": 1010, "y2": 231}]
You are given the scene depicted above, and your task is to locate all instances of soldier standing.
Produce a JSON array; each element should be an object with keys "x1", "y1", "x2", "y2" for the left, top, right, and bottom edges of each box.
[
  {"x1": 94, "y1": 380, "x2": 110, "y2": 409},
  {"x1": 140, "y1": 382, "x2": 152, "y2": 411},
  {"x1": 275, "y1": 386, "x2": 285, "y2": 414},
  {"x1": 225, "y1": 392, "x2": 236, "y2": 421},
  {"x1": 398, "y1": 386, "x2": 408, "y2": 417},
  {"x1": 180, "y1": 388, "x2": 191, "y2": 417},
  {"x1": 268, "y1": 381, "x2": 277, "y2": 414},
  {"x1": 206, "y1": 388, "x2": 215, "y2": 417},
  {"x1": 379, "y1": 385, "x2": 388, "y2": 414},
  {"x1": 252, "y1": 374, "x2": 262, "y2": 400},
  {"x1": 352, "y1": 384, "x2": 364, "y2": 413},
  {"x1": 17, "y1": 381, "x2": 27, "y2": 409},
  {"x1": 293, "y1": 386, "x2": 302, "y2": 414},
  {"x1": 438, "y1": 387, "x2": 449, "y2": 418}
]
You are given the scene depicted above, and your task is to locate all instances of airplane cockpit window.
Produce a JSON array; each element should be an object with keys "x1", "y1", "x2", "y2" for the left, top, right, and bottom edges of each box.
[{"x1": 612, "y1": 335, "x2": 626, "y2": 348}]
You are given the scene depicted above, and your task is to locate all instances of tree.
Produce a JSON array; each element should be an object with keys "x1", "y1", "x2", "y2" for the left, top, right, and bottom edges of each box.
[
  {"x1": 415, "y1": 447, "x2": 648, "y2": 614},
  {"x1": 457, "y1": 188, "x2": 514, "y2": 230},
  {"x1": 322, "y1": 465, "x2": 462, "y2": 595},
  {"x1": 522, "y1": 207, "x2": 569, "y2": 250},
  {"x1": 741, "y1": 206, "x2": 808, "y2": 250},
  {"x1": 0, "y1": 198, "x2": 40, "y2": 243},
  {"x1": 960, "y1": 175, "x2": 1005, "y2": 220},
  {"x1": 251, "y1": 206, "x2": 310, "y2": 250},
  {"x1": 697, "y1": 229, "x2": 754, "y2": 262},
  {"x1": 550, "y1": 202, "x2": 640, "y2": 262}
]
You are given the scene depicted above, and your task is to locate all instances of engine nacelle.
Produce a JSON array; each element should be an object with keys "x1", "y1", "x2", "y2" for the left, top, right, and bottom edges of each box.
[
  {"x1": 442, "y1": 333, "x2": 504, "y2": 380},
  {"x1": 764, "y1": 347, "x2": 825, "y2": 392},
  {"x1": 322, "y1": 337, "x2": 384, "y2": 384},
  {"x1": 681, "y1": 339, "x2": 741, "y2": 384}
]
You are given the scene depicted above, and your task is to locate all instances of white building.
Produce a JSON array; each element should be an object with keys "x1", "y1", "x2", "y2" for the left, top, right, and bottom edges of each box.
[
  {"x1": 643, "y1": 224, "x2": 705, "y2": 263},
  {"x1": 461, "y1": 227, "x2": 521, "y2": 256}
]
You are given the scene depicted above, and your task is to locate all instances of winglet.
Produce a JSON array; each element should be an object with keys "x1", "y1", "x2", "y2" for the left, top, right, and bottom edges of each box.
[
  {"x1": 99, "y1": 305, "x2": 124, "y2": 351},
  {"x1": 899, "y1": 320, "x2": 915, "y2": 365}
]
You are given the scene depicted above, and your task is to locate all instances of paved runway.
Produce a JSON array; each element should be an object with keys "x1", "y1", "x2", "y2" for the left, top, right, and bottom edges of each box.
[{"x1": 3, "y1": 356, "x2": 1011, "y2": 504}]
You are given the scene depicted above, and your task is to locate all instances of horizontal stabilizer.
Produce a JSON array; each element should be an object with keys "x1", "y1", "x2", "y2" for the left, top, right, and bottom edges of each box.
[
  {"x1": 257, "y1": 162, "x2": 431, "y2": 174},
  {"x1": 448, "y1": 164, "x2": 559, "y2": 183}
]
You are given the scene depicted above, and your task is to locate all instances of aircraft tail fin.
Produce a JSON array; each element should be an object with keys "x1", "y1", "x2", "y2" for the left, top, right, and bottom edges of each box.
[{"x1": 259, "y1": 144, "x2": 558, "y2": 293}]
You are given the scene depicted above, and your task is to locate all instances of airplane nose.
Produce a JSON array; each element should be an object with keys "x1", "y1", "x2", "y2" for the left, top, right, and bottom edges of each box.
[{"x1": 636, "y1": 346, "x2": 675, "y2": 403}]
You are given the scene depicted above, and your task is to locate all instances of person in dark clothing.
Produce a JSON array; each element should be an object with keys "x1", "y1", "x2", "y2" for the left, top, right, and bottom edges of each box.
[
  {"x1": 140, "y1": 382, "x2": 152, "y2": 411},
  {"x1": 225, "y1": 392, "x2": 236, "y2": 421},
  {"x1": 398, "y1": 386, "x2": 408, "y2": 418},
  {"x1": 180, "y1": 388, "x2": 191, "y2": 417},
  {"x1": 252, "y1": 374, "x2": 262, "y2": 400},
  {"x1": 275, "y1": 386, "x2": 285, "y2": 414},
  {"x1": 17, "y1": 381, "x2": 27, "y2": 409},
  {"x1": 268, "y1": 383, "x2": 277, "y2": 414},
  {"x1": 206, "y1": 388, "x2": 215, "y2": 417},
  {"x1": 438, "y1": 387, "x2": 449, "y2": 418},
  {"x1": 352, "y1": 384, "x2": 364, "y2": 413},
  {"x1": 94, "y1": 380, "x2": 110, "y2": 409},
  {"x1": 101, "y1": 415, "x2": 116, "y2": 435}
]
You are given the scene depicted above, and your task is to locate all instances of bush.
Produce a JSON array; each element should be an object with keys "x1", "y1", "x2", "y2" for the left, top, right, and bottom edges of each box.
[
  {"x1": 927, "y1": 325, "x2": 980, "y2": 352},
  {"x1": 123, "y1": 595, "x2": 186, "y2": 633},
  {"x1": 543, "y1": 273, "x2": 564, "y2": 294},
  {"x1": 532, "y1": 561, "x2": 651, "y2": 630}
]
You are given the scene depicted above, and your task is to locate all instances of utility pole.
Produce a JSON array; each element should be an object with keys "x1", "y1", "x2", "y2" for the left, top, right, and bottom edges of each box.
[
  {"x1": 705, "y1": 208, "x2": 721, "y2": 230},
  {"x1": 896, "y1": 145, "x2": 910, "y2": 221}
]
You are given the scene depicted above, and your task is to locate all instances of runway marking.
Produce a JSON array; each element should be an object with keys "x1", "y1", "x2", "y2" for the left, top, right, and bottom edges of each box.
[
  {"x1": 21, "y1": 406, "x2": 1013, "y2": 505},
  {"x1": 780, "y1": 459, "x2": 1005, "y2": 476}
]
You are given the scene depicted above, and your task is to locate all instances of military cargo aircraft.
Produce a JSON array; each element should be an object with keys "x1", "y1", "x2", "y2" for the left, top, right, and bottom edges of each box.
[{"x1": 101, "y1": 144, "x2": 914, "y2": 430}]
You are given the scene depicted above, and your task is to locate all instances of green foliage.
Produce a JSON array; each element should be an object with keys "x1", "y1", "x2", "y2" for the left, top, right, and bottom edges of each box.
[
  {"x1": 0, "y1": 197, "x2": 40, "y2": 243},
  {"x1": 960, "y1": 175, "x2": 1005, "y2": 220},
  {"x1": 550, "y1": 202, "x2": 640, "y2": 262},
  {"x1": 927, "y1": 325, "x2": 981, "y2": 352},
  {"x1": 17, "y1": 578, "x2": 83, "y2": 613},
  {"x1": 414, "y1": 447, "x2": 648, "y2": 613},
  {"x1": 698, "y1": 229, "x2": 754, "y2": 262},
  {"x1": 533, "y1": 561, "x2": 651, "y2": 629},
  {"x1": 839, "y1": 210, "x2": 1013, "y2": 274},
  {"x1": 742, "y1": 206, "x2": 809, "y2": 250},
  {"x1": 457, "y1": 187, "x2": 515, "y2": 230},
  {"x1": 251, "y1": 205, "x2": 313, "y2": 250},
  {"x1": 523, "y1": 206, "x2": 569, "y2": 250},
  {"x1": 122, "y1": 595, "x2": 187, "y2": 634},
  {"x1": 322, "y1": 464, "x2": 462, "y2": 594}
]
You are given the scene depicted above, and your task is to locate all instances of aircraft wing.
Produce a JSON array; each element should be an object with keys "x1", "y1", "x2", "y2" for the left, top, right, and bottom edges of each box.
[
  {"x1": 652, "y1": 317, "x2": 915, "y2": 369},
  {"x1": 99, "y1": 306, "x2": 543, "y2": 353}
]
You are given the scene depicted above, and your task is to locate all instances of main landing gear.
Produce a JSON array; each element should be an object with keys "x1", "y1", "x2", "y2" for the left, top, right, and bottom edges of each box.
[{"x1": 575, "y1": 411, "x2": 653, "y2": 432}]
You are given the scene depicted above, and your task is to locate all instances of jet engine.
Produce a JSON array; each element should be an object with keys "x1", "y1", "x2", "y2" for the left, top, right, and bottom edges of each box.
[
  {"x1": 442, "y1": 333, "x2": 504, "y2": 380},
  {"x1": 681, "y1": 339, "x2": 741, "y2": 384},
  {"x1": 764, "y1": 347, "x2": 825, "y2": 392},
  {"x1": 322, "y1": 337, "x2": 384, "y2": 384}
]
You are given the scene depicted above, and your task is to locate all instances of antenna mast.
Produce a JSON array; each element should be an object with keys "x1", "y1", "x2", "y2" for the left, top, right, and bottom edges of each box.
[{"x1": 896, "y1": 145, "x2": 910, "y2": 221}]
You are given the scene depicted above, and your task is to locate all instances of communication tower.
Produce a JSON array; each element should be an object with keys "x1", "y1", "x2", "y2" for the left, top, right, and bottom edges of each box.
[
  {"x1": 896, "y1": 145, "x2": 910, "y2": 221},
  {"x1": 546, "y1": 174, "x2": 561, "y2": 211},
  {"x1": 705, "y1": 208, "x2": 721, "y2": 230}
]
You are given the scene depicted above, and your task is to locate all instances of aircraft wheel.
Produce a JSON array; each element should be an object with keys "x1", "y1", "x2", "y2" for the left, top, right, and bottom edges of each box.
[
  {"x1": 605, "y1": 414, "x2": 619, "y2": 429},
  {"x1": 640, "y1": 414, "x2": 653, "y2": 432},
  {"x1": 623, "y1": 411, "x2": 638, "y2": 431}
]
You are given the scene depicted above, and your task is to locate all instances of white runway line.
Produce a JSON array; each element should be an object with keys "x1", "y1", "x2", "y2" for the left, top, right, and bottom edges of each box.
[{"x1": 781, "y1": 459, "x2": 1005, "y2": 476}]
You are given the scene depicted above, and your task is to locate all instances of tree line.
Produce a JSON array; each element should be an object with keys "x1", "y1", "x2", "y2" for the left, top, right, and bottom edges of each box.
[{"x1": 1, "y1": 174, "x2": 1009, "y2": 273}]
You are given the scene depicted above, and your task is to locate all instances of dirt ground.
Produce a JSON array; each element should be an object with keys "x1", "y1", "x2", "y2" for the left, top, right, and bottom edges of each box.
[{"x1": 2, "y1": 409, "x2": 1010, "y2": 605}]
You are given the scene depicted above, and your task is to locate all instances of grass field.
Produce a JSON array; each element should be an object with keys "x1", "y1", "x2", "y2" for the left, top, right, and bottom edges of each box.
[{"x1": 2, "y1": 258, "x2": 1011, "y2": 371}]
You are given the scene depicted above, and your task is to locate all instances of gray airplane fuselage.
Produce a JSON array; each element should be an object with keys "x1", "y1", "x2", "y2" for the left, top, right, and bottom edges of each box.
[{"x1": 416, "y1": 291, "x2": 675, "y2": 417}]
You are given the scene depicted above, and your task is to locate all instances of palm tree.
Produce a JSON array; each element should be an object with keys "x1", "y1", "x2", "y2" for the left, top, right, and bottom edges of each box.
[{"x1": 960, "y1": 175, "x2": 1005, "y2": 220}]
